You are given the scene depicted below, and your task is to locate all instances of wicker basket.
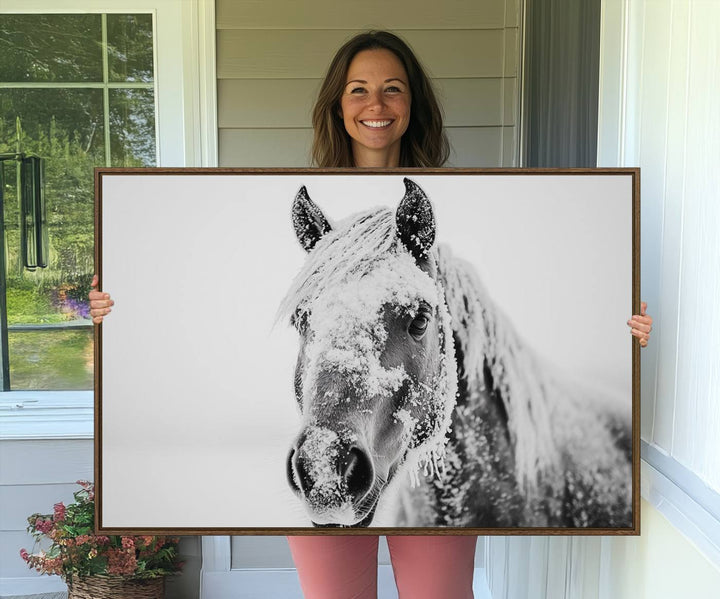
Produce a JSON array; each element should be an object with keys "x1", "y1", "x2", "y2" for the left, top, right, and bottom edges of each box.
[{"x1": 67, "y1": 575, "x2": 164, "y2": 599}]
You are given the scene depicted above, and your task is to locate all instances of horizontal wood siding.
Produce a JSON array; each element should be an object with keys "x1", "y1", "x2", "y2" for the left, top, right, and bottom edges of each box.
[
  {"x1": 0, "y1": 440, "x2": 93, "y2": 485},
  {"x1": 217, "y1": 0, "x2": 521, "y2": 168},
  {"x1": 219, "y1": 78, "x2": 516, "y2": 128},
  {"x1": 218, "y1": 29, "x2": 511, "y2": 79},
  {"x1": 219, "y1": 126, "x2": 510, "y2": 167},
  {"x1": 217, "y1": 0, "x2": 513, "y2": 30},
  {"x1": 446, "y1": 127, "x2": 505, "y2": 166},
  {"x1": 0, "y1": 531, "x2": 40, "y2": 579},
  {"x1": 0, "y1": 439, "x2": 92, "y2": 579},
  {"x1": 0, "y1": 483, "x2": 86, "y2": 531},
  {"x1": 219, "y1": 128, "x2": 313, "y2": 166}
]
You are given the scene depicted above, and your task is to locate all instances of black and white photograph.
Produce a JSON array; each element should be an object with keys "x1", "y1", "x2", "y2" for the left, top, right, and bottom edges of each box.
[{"x1": 96, "y1": 170, "x2": 638, "y2": 533}]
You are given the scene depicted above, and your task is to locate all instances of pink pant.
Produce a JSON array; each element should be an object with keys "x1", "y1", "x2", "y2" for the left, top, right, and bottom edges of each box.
[{"x1": 287, "y1": 535, "x2": 477, "y2": 599}]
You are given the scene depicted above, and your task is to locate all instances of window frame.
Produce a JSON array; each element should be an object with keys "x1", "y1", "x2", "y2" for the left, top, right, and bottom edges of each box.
[{"x1": 0, "y1": 0, "x2": 217, "y2": 439}]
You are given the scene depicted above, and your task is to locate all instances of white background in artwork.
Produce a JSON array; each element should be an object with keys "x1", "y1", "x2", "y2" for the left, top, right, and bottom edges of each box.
[{"x1": 100, "y1": 173, "x2": 632, "y2": 528}]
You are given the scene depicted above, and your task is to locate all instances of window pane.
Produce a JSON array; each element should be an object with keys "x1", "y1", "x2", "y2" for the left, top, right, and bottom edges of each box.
[
  {"x1": 9, "y1": 329, "x2": 93, "y2": 390},
  {"x1": 0, "y1": 89, "x2": 106, "y2": 164},
  {"x1": 0, "y1": 14, "x2": 103, "y2": 82},
  {"x1": 1, "y1": 89, "x2": 101, "y2": 390},
  {"x1": 107, "y1": 14, "x2": 154, "y2": 83},
  {"x1": 110, "y1": 89, "x2": 156, "y2": 166}
]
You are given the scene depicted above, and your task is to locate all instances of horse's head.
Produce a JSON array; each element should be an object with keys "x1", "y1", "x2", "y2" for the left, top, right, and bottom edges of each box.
[{"x1": 282, "y1": 179, "x2": 458, "y2": 526}]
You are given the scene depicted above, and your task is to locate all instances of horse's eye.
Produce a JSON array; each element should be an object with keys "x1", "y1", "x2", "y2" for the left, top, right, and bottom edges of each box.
[{"x1": 409, "y1": 313, "x2": 429, "y2": 340}]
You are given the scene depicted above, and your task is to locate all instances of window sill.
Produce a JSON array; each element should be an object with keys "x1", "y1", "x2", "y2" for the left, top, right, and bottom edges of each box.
[
  {"x1": 0, "y1": 391, "x2": 93, "y2": 440},
  {"x1": 641, "y1": 440, "x2": 720, "y2": 567}
]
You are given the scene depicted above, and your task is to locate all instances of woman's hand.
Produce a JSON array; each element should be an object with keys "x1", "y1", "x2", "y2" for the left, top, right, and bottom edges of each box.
[
  {"x1": 628, "y1": 301, "x2": 652, "y2": 347},
  {"x1": 89, "y1": 274, "x2": 114, "y2": 324}
]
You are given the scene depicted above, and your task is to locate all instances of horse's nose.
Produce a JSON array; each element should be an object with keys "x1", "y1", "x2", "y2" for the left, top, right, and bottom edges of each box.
[
  {"x1": 342, "y1": 446, "x2": 373, "y2": 498},
  {"x1": 286, "y1": 436, "x2": 374, "y2": 501}
]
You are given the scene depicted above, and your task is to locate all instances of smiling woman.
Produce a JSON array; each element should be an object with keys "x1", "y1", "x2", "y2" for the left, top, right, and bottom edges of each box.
[
  {"x1": 339, "y1": 49, "x2": 412, "y2": 167},
  {"x1": 310, "y1": 31, "x2": 449, "y2": 169}
]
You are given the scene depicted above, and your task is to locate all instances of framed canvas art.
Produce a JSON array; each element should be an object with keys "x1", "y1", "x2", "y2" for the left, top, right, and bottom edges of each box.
[{"x1": 94, "y1": 168, "x2": 640, "y2": 535}]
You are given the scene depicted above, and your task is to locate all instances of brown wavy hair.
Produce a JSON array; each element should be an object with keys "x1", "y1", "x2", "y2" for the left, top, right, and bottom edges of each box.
[{"x1": 311, "y1": 31, "x2": 449, "y2": 168}]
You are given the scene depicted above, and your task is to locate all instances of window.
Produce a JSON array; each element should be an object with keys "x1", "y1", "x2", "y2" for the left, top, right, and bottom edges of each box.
[
  {"x1": 0, "y1": 13, "x2": 156, "y2": 390},
  {"x1": 0, "y1": 0, "x2": 214, "y2": 439}
]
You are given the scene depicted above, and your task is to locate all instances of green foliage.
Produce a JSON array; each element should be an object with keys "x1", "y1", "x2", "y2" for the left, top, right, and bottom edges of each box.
[
  {"x1": 0, "y1": 14, "x2": 103, "y2": 83},
  {"x1": 9, "y1": 329, "x2": 93, "y2": 390},
  {"x1": 6, "y1": 286, "x2": 63, "y2": 324}
]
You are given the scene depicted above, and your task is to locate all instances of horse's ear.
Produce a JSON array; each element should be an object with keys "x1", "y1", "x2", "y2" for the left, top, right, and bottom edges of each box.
[
  {"x1": 292, "y1": 186, "x2": 332, "y2": 252},
  {"x1": 396, "y1": 178, "x2": 436, "y2": 261}
]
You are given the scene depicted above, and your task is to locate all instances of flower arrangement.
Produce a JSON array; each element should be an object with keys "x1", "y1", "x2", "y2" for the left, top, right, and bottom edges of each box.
[{"x1": 20, "y1": 481, "x2": 183, "y2": 585}]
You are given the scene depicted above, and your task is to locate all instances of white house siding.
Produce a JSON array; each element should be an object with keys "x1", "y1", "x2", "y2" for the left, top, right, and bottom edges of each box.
[
  {"x1": 0, "y1": 440, "x2": 92, "y2": 594},
  {"x1": 216, "y1": 0, "x2": 521, "y2": 168}
]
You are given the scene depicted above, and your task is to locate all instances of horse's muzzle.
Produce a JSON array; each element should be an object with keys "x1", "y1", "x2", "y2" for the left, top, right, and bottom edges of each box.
[{"x1": 287, "y1": 427, "x2": 376, "y2": 524}]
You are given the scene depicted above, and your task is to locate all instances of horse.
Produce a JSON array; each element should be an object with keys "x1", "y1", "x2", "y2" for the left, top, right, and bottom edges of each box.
[{"x1": 280, "y1": 178, "x2": 632, "y2": 528}]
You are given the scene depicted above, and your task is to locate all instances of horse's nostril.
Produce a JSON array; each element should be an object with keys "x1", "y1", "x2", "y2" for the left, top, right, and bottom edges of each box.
[
  {"x1": 288, "y1": 450, "x2": 313, "y2": 496},
  {"x1": 286, "y1": 448, "x2": 301, "y2": 492},
  {"x1": 343, "y1": 447, "x2": 373, "y2": 498}
]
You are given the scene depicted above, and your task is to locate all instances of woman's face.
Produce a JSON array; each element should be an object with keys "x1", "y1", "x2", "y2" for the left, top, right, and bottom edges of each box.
[{"x1": 340, "y1": 49, "x2": 411, "y2": 167}]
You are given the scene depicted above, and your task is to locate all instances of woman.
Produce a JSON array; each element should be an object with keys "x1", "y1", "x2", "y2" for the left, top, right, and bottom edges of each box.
[{"x1": 90, "y1": 31, "x2": 652, "y2": 599}]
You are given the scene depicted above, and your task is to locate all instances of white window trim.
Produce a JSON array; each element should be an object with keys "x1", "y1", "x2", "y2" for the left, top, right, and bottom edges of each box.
[
  {"x1": 641, "y1": 443, "x2": 720, "y2": 568},
  {"x1": 0, "y1": 0, "x2": 217, "y2": 440},
  {"x1": 0, "y1": 391, "x2": 93, "y2": 439}
]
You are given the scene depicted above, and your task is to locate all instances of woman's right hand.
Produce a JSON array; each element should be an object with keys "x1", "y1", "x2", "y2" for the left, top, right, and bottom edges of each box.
[{"x1": 89, "y1": 274, "x2": 114, "y2": 324}]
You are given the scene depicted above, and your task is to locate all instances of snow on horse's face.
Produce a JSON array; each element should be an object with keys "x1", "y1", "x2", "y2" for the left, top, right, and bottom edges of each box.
[{"x1": 284, "y1": 179, "x2": 456, "y2": 527}]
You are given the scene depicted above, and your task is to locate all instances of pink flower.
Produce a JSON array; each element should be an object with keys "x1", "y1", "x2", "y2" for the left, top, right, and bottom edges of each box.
[
  {"x1": 43, "y1": 556, "x2": 64, "y2": 576},
  {"x1": 34, "y1": 518, "x2": 54, "y2": 534},
  {"x1": 75, "y1": 535, "x2": 91, "y2": 546},
  {"x1": 19, "y1": 548, "x2": 29, "y2": 562},
  {"x1": 121, "y1": 537, "x2": 135, "y2": 549},
  {"x1": 107, "y1": 548, "x2": 137, "y2": 576},
  {"x1": 53, "y1": 502, "x2": 66, "y2": 522}
]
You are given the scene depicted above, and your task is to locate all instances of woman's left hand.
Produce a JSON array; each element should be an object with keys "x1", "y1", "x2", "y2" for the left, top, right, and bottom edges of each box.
[{"x1": 628, "y1": 301, "x2": 653, "y2": 347}]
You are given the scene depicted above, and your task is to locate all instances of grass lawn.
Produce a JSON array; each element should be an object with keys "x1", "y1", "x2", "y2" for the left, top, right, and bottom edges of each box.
[{"x1": 9, "y1": 328, "x2": 93, "y2": 390}]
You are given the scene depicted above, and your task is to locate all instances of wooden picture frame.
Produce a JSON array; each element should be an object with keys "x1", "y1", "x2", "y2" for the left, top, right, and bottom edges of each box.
[{"x1": 95, "y1": 168, "x2": 640, "y2": 535}]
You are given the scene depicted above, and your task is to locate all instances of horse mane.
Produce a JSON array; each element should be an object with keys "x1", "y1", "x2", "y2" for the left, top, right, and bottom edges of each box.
[
  {"x1": 278, "y1": 208, "x2": 399, "y2": 321},
  {"x1": 435, "y1": 245, "x2": 563, "y2": 494}
]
